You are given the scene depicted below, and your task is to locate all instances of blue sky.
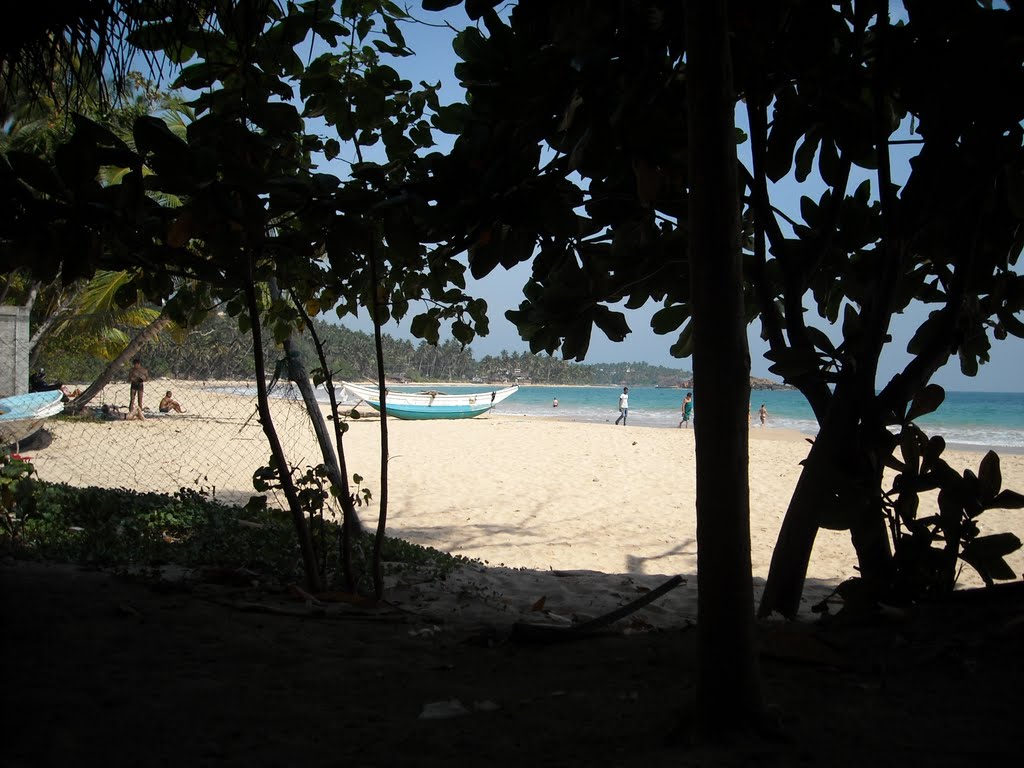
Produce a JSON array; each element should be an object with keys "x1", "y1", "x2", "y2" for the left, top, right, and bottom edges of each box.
[{"x1": 325, "y1": 4, "x2": 1024, "y2": 393}]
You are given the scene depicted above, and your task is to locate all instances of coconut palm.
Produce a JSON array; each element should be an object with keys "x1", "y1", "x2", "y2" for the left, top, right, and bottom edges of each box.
[{"x1": 4, "y1": 70, "x2": 193, "y2": 404}]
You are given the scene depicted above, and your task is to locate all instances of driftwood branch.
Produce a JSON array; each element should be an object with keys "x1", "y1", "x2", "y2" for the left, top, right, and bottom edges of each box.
[{"x1": 510, "y1": 574, "x2": 686, "y2": 643}]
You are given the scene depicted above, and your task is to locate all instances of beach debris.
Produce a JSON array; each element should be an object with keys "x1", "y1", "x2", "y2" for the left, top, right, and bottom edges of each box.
[
  {"x1": 312, "y1": 590, "x2": 378, "y2": 608},
  {"x1": 117, "y1": 602, "x2": 142, "y2": 618},
  {"x1": 530, "y1": 596, "x2": 546, "y2": 611},
  {"x1": 417, "y1": 698, "x2": 500, "y2": 719},
  {"x1": 418, "y1": 699, "x2": 470, "y2": 719},
  {"x1": 196, "y1": 566, "x2": 261, "y2": 587},
  {"x1": 408, "y1": 625, "x2": 441, "y2": 638},
  {"x1": 289, "y1": 584, "x2": 325, "y2": 608},
  {"x1": 624, "y1": 616, "x2": 655, "y2": 633},
  {"x1": 511, "y1": 574, "x2": 686, "y2": 643}
]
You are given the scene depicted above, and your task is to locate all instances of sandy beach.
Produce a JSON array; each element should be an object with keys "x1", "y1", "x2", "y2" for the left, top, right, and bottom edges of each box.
[{"x1": 25, "y1": 378, "x2": 1024, "y2": 624}]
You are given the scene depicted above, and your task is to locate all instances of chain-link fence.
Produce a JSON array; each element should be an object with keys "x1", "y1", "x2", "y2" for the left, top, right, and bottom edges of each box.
[{"x1": 4, "y1": 315, "x2": 354, "y2": 514}]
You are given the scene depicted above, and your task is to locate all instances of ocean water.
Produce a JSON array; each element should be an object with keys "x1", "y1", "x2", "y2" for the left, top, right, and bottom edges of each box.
[{"x1": 326, "y1": 384, "x2": 1024, "y2": 452}]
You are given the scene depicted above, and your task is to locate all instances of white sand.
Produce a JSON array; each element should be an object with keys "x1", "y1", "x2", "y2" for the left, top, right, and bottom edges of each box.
[{"x1": 27, "y1": 379, "x2": 1024, "y2": 627}]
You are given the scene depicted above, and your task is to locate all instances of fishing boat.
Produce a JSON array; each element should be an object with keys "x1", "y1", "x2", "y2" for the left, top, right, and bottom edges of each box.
[
  {"x1": 339, "y1": 382, "x2": 519, "y2": 420},
  {"x1": 0, "y1": 390, "x2": 65, "y2": 448}
]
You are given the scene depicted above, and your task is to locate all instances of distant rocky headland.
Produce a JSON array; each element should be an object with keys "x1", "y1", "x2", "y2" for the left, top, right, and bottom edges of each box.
[
  {"x1": 656, "y1": 376, "x2": 794, "y2": 390},
  {"x1": 751, "y1": 376, "x2": 794, "y2": 391}
]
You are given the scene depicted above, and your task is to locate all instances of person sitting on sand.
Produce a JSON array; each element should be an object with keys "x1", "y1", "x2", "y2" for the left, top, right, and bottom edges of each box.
[
  {"x1": 159, "y1": 391, "x2": 185, "y2": 414},
  {"x1": 30, "y1": 369, "x2": 80, "y2": 401}
]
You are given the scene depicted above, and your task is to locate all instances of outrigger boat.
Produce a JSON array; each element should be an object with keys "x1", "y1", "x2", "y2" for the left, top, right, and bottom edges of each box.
[
  {"x1": 339, "y1": 382, "x2": 519, "y2": 420},
  {"x1": 0, "y1": 390, "x2": 65, "y2": 448}
]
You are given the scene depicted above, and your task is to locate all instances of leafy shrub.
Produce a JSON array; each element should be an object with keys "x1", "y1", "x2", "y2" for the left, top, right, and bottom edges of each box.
[{"x1": 11, "y1": 482, "x2": 475, "y2": 589}]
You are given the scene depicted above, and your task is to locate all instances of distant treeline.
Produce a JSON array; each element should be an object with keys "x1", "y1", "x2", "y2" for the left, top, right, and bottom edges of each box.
[{"x1": 41, "y1": 312, "x2": 800, "y2": 389}]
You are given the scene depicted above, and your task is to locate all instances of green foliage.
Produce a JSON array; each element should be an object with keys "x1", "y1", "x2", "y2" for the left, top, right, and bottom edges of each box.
[
  {"x1": 8, "y1": 481, "x2": 474, "y2": 588},
  {"x1": 884, "y1": 424, "x2": 1024, "y2": 596},
  {"x1": 0, "y1": 453, "x2": 40, "y2": 548},
  {"x1": 815, "y1": 385, "x2": 1024, "y2": 615},
  {"x1": 416, "y1": 1, "x2": 1024, "y2": 613}
]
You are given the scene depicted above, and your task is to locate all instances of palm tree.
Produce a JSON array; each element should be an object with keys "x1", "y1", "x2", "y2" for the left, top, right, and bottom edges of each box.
[
  {"x1": 4, "y1": 68, "x2": 194, "y2": 403},
  {"x1": 1, "y1": 0, "x2": 206, "y2": 121}
]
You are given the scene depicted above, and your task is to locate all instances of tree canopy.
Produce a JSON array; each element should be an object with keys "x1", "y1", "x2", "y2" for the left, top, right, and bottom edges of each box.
[{"x1": 410, "y1": 0, "x2": 1024, "y2": 615}]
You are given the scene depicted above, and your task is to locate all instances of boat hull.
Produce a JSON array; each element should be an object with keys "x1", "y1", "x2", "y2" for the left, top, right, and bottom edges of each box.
[
  {"x1": 340, "y1": 383, "x2": 518, "y2": 420},
  {"x1": 0, "y1": 391, "x2": 65, "y2": 447}
]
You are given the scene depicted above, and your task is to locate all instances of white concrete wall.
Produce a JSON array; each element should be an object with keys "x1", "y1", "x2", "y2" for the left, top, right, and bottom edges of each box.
[{"x1": 0, "y1": 305, "x2": 31, "y2": 397}]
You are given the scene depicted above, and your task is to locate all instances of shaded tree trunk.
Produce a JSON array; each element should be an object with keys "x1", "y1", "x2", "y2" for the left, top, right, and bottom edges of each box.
[
  {"x1": 686, "y1": 0, "x2": 763, "y2": 735},
  {"x1": 758, "y1": 398, "x2": 894, "y2": 618},
  {"x1": 369, "y1": 245, "x2": 390, "y2": 601}
]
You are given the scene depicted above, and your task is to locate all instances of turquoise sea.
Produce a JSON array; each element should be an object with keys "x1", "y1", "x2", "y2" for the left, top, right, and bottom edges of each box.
[{"x1": 329, "y1": 384, "x2": 1024, "y2": 453}]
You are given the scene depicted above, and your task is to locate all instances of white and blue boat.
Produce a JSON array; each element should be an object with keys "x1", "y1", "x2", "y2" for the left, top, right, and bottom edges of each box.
[
  {"x1": 340, "y1": 382, "x2": 519, "y2": 420},
  {"x1": 0, "y1": 390, "x2": 65, "y2": 448}
]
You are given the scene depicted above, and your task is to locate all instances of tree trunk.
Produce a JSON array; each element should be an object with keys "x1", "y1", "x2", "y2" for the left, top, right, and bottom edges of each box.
[
  {"x1": 244, "y1": 275, "x2": 322, "y2": 593},
  {"x1": 686, "y1": 0, "x2": 763, "y2": 735},
  {"x1": 280, "y1": 342, "x2": 364, "y2": 538},
  {"x1": 270, "y1": 281, "x2": 364, "y2": 538},
  {"x1": 64, "y1": 312, "x2": 173, "y2": 413},
  {"x1": 369, "y1": 245, "x2": 390, "y2": 601},
  {"x1": 289, "y1": 295, "x2": 363, "y2": 589},
  {"x1": 758, "y1": 401, "x2": 894, "y2": 618},
  {"x1": 28, "y1": 282, "x2": 84, "y2": 372}
]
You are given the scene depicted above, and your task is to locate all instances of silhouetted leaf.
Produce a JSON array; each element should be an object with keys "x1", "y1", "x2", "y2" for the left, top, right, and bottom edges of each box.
[
  {"x1": 6, "y1": 151, "x2": 64, "y2": 198},
  {"x1": 421, "y1": 0, "x2": 463, "y2": 11},
  {"x1": 906, "y1": 384, "x2": 945, "y2": 422},
  {"x1": 961, "y1": 533, "x2": 1022, "y2": 584},
  {"x1": 987, "y1": 489, "x2": 1024, "y2": 510},
  {"x1": 803, "y1": 325, "x2": 838, "y2": 357},
  {"x1": 764, "y1": 86, "x2": 803, "y2": 182},
  {"x1": 593, "y1": 306, "x2": 629, "y2": 342},
  {"x1": 651, "y1": 304, "x2": 688, "y2": 335},
  {"x1": 794, "y1": 129, "x2": 821, "y2": 183},
  {"x1": 669, "y1": 321, "x2": 693, "y2": 358},
  {"x1": 764, "y1": 347, "x2": 821, "y2": 379},
  {"x1": 410, "y1": 312, "x2": 441, "y2": 343},
  {"x1": 977, "y1": 451, "x2": 1002, "y2": 502}
]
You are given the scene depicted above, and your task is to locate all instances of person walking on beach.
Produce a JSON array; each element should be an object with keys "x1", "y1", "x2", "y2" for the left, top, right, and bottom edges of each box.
[
  {"x1": 614, "y1": 386, "x2": 629, "y2": 425},
  {"x1": 758, "y1": 403, "x2": 768, "y2": 427},
  {"x1": 128, "y1": 358, "x2": 148, "y2": 415},
  {"x1": 679, "y1": 392, "x2": 693, "y2": 428}
]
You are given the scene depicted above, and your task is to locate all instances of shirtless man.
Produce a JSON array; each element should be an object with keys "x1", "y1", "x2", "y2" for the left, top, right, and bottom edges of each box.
[
  {"x1": 128, "y1": 358, "x2": 148, "y2": 415},
  {"x1": 159, "y1": 391, "x2": 185, "y2": 414}
]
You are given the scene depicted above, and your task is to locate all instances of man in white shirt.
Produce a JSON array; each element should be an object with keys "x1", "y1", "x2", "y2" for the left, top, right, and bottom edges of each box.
[{"x1": 614, "y1": 386, "x2": 629, "y2": 425}]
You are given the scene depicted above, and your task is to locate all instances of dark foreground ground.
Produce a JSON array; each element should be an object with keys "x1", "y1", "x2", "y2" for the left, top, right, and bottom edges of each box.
[{"x1": 4, "y1": 559, "x2": 1022, "y2": 767}]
